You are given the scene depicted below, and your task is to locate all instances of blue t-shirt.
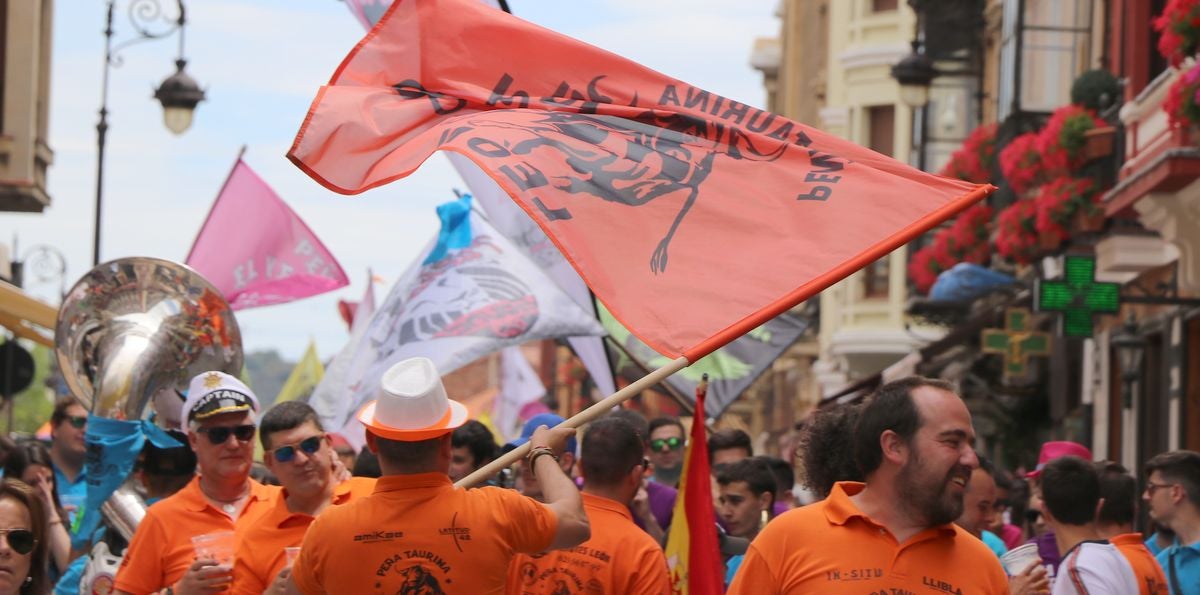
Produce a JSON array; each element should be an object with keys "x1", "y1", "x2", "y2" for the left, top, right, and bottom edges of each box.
[
  {"x1": 53, "y1": 464, "x2": 87, "y2": 534},
  {"x1": 982, "y1": 529, "x2": 1009, "y2": 560},
  {"x1": 725, "y1": 554, "x2": 744, "y2": 587},
  {"x1": 1157, "y1": 540, "x2": 1200, "y2": 595}
]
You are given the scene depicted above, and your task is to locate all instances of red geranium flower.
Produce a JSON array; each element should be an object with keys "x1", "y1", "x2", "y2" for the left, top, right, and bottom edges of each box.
[
  {"x1": 1155, "y1": 0, "x2": 1200, "y2": 67},
  {"x1": 999, "y1": 132, "x2": 1044, "y2": 195},
  {"x1": 1038, "y1": 105, "x2": 1105, "y2": 176},
  {"x1": 939, "y1": 123, "x2": 999, "y2": 184},
  {"x1": 1165, "y1": 62, "x2": 1200, "y2": 128},
  {"x1": 995, "y1": 199, "x2": 1040, "y2": 264}
]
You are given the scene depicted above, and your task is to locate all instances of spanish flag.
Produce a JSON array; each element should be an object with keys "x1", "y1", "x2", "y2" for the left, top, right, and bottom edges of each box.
[{"x1": 664, "y1": 377, "x2": 722, "y2": 594}]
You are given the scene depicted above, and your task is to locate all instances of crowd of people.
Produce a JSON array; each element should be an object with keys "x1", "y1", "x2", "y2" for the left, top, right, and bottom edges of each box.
[{"x1": 0, "y1": 358, "x2": 1195, "y2": 593}]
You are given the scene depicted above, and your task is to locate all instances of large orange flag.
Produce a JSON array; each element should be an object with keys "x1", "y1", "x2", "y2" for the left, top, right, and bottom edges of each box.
[{"x1": 288, "y1": 0, "x2": 993, "y2": 362}]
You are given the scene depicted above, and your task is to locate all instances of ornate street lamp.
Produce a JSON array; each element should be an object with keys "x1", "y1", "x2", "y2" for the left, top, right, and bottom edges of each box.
[
  {"x1": 154, "y1": 59, "x2": 206, "y2": 135},
  {"x1": 1109, "y1": 314, "x2": 1145, "y2": 409},
  {"x1": 892, "y1": 40, "x2": 937, "y2": 108},
  {"x1": 94, "y1": 0, "x2": 205, "y2": 265}
]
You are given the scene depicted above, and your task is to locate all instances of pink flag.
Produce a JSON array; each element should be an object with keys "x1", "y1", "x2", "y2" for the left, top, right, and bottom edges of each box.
[{"x1": 186, "y1": 158, "x2": 349, "y2": 310}]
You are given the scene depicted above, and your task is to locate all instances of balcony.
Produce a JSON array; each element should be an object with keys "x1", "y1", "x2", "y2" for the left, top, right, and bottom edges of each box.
[{"x1": 1102, "y1": 67, "x2": 1200, "y2": 293}]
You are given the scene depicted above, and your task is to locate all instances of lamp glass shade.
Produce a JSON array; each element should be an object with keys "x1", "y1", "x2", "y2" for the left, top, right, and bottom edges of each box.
[
  {"x1": 162, "y1": 106, "x2": 194, "y2": 135},
  {"x1": 1110, "y1": 326, "x2": 1145, "y2": 382},
  {"x1": 899, "y1": 83, "x2": 930, "y2": 108}
]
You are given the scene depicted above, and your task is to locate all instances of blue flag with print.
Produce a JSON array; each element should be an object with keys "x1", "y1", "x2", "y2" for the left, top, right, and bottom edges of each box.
[{"x1": 72, "y1": 417, "x2": 182, "y2": 549}]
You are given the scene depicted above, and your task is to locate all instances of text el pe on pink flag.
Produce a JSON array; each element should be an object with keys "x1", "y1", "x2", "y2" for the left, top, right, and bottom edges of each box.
[{"x1": 186, "y1": 159, "x2": 349, "y2": 310}]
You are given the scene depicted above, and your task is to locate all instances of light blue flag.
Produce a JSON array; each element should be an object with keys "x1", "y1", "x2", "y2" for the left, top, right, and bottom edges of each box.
[{"x1": 72, "y1": 417, "x2": 182, "y2": 550}]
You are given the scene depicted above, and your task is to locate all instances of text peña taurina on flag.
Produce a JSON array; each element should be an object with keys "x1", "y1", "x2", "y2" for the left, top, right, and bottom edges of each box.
[
  {"x1": 288, "y1": 0, "x2": 994, "y2": 362},
  {"x1": 187, "y1": 158, "x2": 349, "y2": 310}
]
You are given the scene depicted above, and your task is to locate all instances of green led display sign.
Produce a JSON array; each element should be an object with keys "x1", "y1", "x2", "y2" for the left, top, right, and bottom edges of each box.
[
  {"x1": 981, "y1": 308, "x2": 1052, "y2": 376},
  {"x1": 1035, "y1": 255, "x2": 1120, "y2": 338}
]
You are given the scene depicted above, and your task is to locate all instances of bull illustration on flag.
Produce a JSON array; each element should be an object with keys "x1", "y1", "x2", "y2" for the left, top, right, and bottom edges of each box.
[
  {"x1": 317, "y1": 195, "x2": 604, "y2": 438},
  {"x1": 289, "y1": 0, "x2": 992, "y2": 363}
]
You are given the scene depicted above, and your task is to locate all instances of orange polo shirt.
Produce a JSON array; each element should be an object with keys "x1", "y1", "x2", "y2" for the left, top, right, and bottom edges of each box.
[
  {"x1": 1111, "y1": 533, "x2": 1169, "y2": 595},
  {"x1": 727, "y1": 481, "x2": 1009, "y2": 594},
  {"x1": 506, "y1": 492, "x2": 669, "y2": 594},
  {"x1": 291, "y1": 472, "x2": 558, "y2": 595},
  {"x1": 113, "y1": 477, "x2": 276, "y2": 595},
  {"x1": 231, "y1": 477, "x2": 376, "y2": 595}
]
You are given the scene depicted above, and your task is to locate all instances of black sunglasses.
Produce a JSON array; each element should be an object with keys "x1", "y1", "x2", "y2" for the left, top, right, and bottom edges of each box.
[
  {"x1": 267, "y1": 436, "x2": 323, "y2": 463},
  {"x1": 650, "y1": 437, "x2": 683, "y2": 452},
  {"x1": 66, "y1": 416, "x2": 87, "y2": 430},
  {"x1": 0, "y1": 529, "x2": 36, "y2": 556},
  {"x1": 197, "y1": 425, "x2": 256, "y2": 445}
]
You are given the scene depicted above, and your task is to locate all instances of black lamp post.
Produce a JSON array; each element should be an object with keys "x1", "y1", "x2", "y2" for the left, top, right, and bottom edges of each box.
[
  {"x1": 891, "y1": 40, "x2": 937, "y2": 109},
  {"x1": 94, "y1": 0, "x2": 205, "y2": 265},
  {"x1": 1109, "y1": 314, "x2": 1145, "y2": 409}
]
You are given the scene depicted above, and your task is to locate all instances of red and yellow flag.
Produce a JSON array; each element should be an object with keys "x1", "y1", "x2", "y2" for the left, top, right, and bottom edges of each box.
[
  {"x1": 288, "y1": 0, "x2": 993, "y2": 362},
  {"x1": 664, "y1": 377, "x2": 723, "y2": 594}
]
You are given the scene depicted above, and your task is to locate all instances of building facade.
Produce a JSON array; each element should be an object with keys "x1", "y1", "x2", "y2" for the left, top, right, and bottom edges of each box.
[{"x1": 0, "y1": 0, "x2": 54, "y2": 213}]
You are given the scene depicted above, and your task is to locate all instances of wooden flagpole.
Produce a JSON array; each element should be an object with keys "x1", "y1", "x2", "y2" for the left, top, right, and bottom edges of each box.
[
  {"x1": 455, "y1": 355, "x2": 689, "y2": 488},
  {"x1": 602, "y1": 335, "x2": 694, "y2": 416}
]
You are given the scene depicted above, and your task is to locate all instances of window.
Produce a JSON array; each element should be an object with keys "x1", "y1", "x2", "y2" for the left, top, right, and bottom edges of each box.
[
  {"x1": 872, "y1": 0, "x2": 898, "y2": 11},
  {"x1": 867, "y1": 105, "x2": 895, "y2": 157},
  {"x1": 863, "y1": 257, "x2": 890, "y2": 298},
  {"x1": 997, "y1": 0, "x2": 1093, "y2": 120}
]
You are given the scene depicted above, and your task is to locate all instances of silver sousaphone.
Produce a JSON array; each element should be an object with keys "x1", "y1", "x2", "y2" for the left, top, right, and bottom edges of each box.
[{"x1": 55, "y1": 257, "x2": 243, "y2": 540}]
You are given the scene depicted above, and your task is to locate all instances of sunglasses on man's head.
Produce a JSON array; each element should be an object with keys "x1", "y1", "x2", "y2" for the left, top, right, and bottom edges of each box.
[
  {"x1": 650, "y1": 437, "x2": 683, "y2": 452},
  {"x1": 197, "y1": 425, "x2": 256, "y2": 445},
  {"x1": 0, "y1": 529, "x2": 36, "y2": 556},
  {"x1": 65, "y1": 416, "x2": 87, "y2": 430},
  {"x1": 267, "y1": 436, "x2": 323, "y2": 464}
]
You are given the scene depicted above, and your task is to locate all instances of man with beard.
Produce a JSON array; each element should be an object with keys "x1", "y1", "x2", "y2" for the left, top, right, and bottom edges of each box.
[
  {"x1": 115, "y1": 372, "x2": 277, "y2": 595},
  {"x1": 728, "y1": 376, "x2": 1008, "y2": 594}
]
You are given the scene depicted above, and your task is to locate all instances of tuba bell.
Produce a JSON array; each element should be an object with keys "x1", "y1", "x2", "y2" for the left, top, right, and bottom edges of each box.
[{"x1": 55, "y1": 257, "x2": 243, "y2": 539}]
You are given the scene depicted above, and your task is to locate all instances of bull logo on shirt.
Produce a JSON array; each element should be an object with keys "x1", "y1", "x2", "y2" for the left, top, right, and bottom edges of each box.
[{"x1": 397, "y1": 565, "x2": 444, "y2": 595}]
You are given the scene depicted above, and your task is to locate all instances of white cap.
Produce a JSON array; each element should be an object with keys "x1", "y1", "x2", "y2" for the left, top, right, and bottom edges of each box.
[{"x1": 180, "y1": 371, "x2": 259, "y2": 432}]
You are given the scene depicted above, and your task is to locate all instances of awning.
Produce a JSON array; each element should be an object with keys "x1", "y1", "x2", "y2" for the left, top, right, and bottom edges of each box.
[{"x1": 0, "y1": 281, "x2": 56, "y2": 347}]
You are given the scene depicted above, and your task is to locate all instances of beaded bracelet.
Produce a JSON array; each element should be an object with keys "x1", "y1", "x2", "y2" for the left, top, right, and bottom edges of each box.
[{"x1": 526, "y1": 446, "x2": 559, "y2": 478}]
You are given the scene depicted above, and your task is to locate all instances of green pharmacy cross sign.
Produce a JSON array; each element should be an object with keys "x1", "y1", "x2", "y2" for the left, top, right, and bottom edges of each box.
[
  {"x1": 1035, "y1": 255, "x2": 1120, "y2": 338},
  {"x1": 981, "y1": 308, "x2": 1052, "y2": 376}
]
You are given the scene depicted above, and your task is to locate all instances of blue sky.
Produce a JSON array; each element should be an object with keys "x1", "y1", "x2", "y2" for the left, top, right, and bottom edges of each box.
[{"x1": 3, "y1": 0, "x2": 777, "y2": 361}]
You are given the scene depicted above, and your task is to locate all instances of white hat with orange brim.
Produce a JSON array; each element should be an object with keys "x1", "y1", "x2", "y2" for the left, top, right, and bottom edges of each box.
[{"x1": 357, "y1": 357, "x2": 468, "y2": 441}]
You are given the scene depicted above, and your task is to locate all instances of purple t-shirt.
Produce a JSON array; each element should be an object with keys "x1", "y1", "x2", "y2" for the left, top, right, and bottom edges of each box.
[
  {"x1": 1028, "y1": 530, "x2": 1061, "y2": 575},
  {"x1": 630, "y1": 480, "x2": 677, "y2": 531},
  {"x1": 772, "y1": 500, "x2": 789, "y2": 518}
]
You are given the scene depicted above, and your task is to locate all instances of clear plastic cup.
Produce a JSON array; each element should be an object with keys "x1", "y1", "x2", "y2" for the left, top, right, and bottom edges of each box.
[
  {"x1": 284, "y1": 546, "x2": 301, "y2": 568},
  {"x1": 1000, "y1": 543, "x2": 1042, "y2": 575},
  {"x1": 191, "y1": 531, "x2": 236, "y2": 567}
]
